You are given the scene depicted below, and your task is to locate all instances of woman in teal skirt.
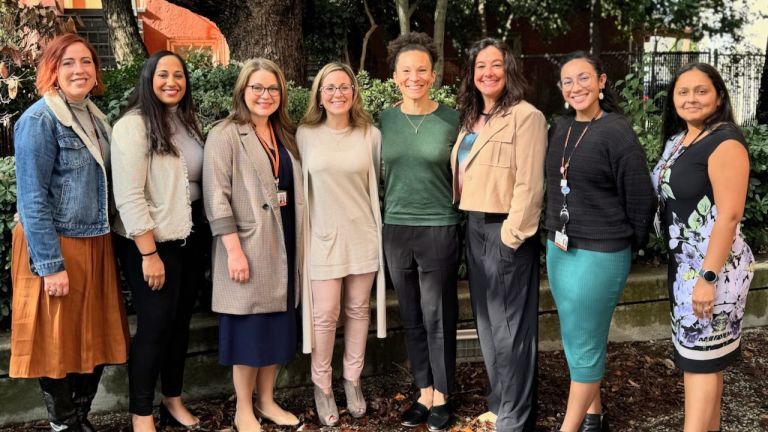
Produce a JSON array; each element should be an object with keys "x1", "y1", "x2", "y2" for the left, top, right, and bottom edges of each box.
[{"x1": 544, "y1": 52, "x2": 655, "y2": 432}]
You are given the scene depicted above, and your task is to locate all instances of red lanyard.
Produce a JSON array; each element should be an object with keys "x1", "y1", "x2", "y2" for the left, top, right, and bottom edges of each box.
[
  {"x1": 252, "y1": 122, "x2": 280, "y2": 182},
  {"x1": 559, "y1": 111, "x2": 601, "y2": 182}
]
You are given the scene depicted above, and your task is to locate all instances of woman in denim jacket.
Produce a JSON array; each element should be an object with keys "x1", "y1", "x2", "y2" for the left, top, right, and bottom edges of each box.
[{"x1": 11, "y1": 34, "x2": 129, "y2": 432}]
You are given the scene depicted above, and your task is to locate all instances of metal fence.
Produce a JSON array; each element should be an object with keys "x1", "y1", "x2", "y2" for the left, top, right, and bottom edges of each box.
[{"x1": 520, "y1": 50, "x2": 766, "y2": 126}]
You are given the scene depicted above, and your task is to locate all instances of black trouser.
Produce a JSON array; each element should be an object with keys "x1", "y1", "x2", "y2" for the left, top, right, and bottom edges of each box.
[
  {"x1": 38, "y1": 365, "x2": 104, "y2": 430},
  {"x1": 466, "y1": 212, "x2": 539, "y2": 432},
  {"x1": 383, "y1": 224, "x2": 459, "y2": 395},
  {"x1": 114, "y1": 201, "x2": 211, "y2": 415}
]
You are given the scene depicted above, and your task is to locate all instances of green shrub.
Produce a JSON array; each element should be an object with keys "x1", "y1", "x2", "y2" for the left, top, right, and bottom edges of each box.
[
  {"x1": 93, "y1": 58, "x2": 142, "y2": 123},
  {"x1": 188, "y1": 63, "x2": 240, "y2": 133},
  {"x1": 287, "y1": 82, "x2": 310, "y2": 125},
  {"x1": 616, "y1": 70, "x2": 667, "y2": 260},
  {"x1": 743, "y1": 124, "x2": 768, "y2": 253},
  {"x1": 0, "y1": 156, "x2": 16, "y2": 329}
]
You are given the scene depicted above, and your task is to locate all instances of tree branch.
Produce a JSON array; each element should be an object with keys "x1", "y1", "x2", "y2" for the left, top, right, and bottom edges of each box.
[
  {"x1": 359, "y1": 0, "x2": 378, "y2": 71},
  {"x1": 164, "y1": 0, "x2": 225, "y2": 20}
]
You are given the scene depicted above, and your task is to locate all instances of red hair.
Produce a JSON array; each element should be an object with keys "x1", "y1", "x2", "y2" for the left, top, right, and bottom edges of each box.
[{"x1": 35, "y1": 33, "x2": 105, "y2": 96}]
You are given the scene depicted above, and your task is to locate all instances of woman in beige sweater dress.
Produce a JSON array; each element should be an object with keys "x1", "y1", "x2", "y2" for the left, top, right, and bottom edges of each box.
[{"x1": 296, "y1": 62, "x2": 386, "y2": 426}]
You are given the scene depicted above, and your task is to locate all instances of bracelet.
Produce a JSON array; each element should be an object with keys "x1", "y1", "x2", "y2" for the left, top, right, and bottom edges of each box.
[{"x1": 140, "y1": 250, "x2": 158, "y2": 257}]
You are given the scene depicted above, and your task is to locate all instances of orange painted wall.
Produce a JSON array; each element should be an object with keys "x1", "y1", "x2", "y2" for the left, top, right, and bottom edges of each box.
[{"x1": 139, "y1": 0, "x2": 229, "y2": 64}]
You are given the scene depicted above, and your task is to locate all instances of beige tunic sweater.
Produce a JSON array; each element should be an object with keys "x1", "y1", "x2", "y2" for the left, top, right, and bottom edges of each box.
[
  {"x1": 297, "y1": 123, "x2": 386, "y2": 353},
  {"x1": 301, "y1": 124, "x2": 379, "y2": 279}
]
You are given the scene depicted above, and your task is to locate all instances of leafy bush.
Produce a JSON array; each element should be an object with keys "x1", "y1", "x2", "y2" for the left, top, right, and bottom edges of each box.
[
  {"x1": 743, "y1": 124, "x2": 768, "y2": 253},
  {"x1": 0, "y1": 156, "x2": 16, "y2": 329},
  {"x1": 93, "y1": 58, "x2": 142, "y2": 122}
]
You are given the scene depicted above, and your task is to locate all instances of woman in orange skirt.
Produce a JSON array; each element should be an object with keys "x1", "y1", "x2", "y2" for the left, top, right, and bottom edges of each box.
[{"x1": 11, "y1": 34, "x2": 129, "y2": 432}]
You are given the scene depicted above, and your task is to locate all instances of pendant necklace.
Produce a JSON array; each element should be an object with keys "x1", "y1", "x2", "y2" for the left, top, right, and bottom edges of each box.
[{"x1": 403, "y1": 111, "x2": 430, "y2": 134}]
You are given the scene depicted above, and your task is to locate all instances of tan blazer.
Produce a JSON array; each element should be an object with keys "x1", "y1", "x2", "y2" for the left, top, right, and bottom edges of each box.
[
  {"x1": 450, "y1": 101, "x2": 547, "y2": 249},
  {"x1": 203, "y1": 120, "x2": 304, "y2": 315}
]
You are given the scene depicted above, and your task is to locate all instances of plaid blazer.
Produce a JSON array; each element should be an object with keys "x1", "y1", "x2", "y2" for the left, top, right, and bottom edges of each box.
[{"x1": 203, "y1": 120, "x2": 304, "y2": 315}]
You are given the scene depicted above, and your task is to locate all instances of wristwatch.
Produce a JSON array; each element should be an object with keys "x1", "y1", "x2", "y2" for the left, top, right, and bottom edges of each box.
[{"x1": 698, "y1": 269, "x2": 719, "y2": 284}]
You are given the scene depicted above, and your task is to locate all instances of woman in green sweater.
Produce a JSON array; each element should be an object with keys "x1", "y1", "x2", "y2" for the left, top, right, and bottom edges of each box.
[{"x1": 380, "y1": 32, "x2": 460, "y2": 432}]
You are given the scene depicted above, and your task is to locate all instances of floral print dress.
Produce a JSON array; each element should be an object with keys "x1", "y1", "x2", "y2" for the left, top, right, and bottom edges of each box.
[{"x1": 652, "y1": 125, "x2": 754, "y2": 372}]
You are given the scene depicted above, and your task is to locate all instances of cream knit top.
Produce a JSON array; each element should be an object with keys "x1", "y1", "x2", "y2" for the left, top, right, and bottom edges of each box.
[
  {"x1": 297, "y1": 123, "x2": 387, "y2": 353},
  {"x1": 298, "y1": 124, "x2": 380, "y2": 279}
]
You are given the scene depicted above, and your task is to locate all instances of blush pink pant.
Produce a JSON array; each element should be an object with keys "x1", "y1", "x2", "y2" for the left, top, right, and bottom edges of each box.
[{"x1": 311, "y1": 272, "x2": 375, "y2": 392}]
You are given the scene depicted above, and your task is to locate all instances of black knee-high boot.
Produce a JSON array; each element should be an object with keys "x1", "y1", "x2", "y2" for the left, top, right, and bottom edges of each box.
[
  {"x1": 70, "y1": 366, "x2": 104, "y2": 432},
  {"x1": 38, "y1": 377, "x2": 81, "y2": 432}
]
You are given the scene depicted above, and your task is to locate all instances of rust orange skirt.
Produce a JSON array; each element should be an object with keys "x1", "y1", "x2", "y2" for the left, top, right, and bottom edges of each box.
[{"x1": 10, "y1": 224, "x2": 129, "y2": 378}]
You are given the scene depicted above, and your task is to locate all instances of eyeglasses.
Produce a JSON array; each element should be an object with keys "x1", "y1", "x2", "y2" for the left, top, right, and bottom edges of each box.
[
  {"x1": 247, "y1": 84, "x2": 281, "y2": 97},
  {"x1": 320, "y1": 84, "x2": 355, "y2": 95},
  {"x1": 557, "y1": 73, "x2": 596, "y2": 90}
]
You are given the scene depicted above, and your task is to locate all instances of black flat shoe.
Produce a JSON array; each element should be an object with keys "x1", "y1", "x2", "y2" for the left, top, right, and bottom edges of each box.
[
  {"x1": 426, "y1": 404, "x2": 453, "y2": 431},
  {"x1": 401, "y1": 402, "x2": 430, "y2": 427},
  {"x1": 159, "y1": 403, "x2": 203, "y2": 431}
]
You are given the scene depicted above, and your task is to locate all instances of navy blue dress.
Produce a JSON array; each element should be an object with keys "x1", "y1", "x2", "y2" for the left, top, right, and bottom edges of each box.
[{"x1": 218, "y1": 140, "x2": 297, "y2": 367}]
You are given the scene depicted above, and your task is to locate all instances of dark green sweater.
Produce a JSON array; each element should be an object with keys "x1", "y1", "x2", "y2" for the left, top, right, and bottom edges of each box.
[{"x1": 380, "y1": 104, "x2": 460, "y2": 226}]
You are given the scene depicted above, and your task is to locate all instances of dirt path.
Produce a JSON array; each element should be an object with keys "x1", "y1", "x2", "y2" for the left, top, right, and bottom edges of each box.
[{"x1": 3, "y1": 327, "x2": 767, "y2": 431}]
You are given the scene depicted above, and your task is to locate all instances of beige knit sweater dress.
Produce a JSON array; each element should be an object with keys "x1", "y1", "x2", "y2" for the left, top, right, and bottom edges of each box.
[{"x1": 297, "y1": 123, "x2": 386, "y2": 353}]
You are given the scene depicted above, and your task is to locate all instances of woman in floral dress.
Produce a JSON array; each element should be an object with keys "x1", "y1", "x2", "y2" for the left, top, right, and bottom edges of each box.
[{"x1": 653, "y1": 62, "x2": 753, "y2": 432}]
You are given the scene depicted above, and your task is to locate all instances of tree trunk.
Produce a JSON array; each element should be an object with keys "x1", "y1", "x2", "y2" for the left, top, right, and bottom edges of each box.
[
  {"x1": 433, "y1": 0, "x2": 447, "y2": 86},
  {"x1": 589, "y1": 0, "x2": 601, "y2": 55},
  {"x1": 757, "y1": 36, "x2": 768, "y2": 125},
  {"x1": 101, "y1": 0, "x2": 147, "y2": 66},
  {"x1": 478, "y1": 0, "x2": 488, "y2": 38},
  {"x1": 165, "y1": 0, "x2": 304, "y2": 83},
  {"x1": 396, "y1": 0, "x2": 411, "y2": 35},
  {"x1": 359, "y1": 0, "x2": 378, "y2": 72}
]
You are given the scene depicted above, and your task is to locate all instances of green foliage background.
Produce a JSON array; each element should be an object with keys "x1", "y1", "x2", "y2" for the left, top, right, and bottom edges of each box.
[{"x1": 1, "y1": 59, "x2": 767, "y2": 331}]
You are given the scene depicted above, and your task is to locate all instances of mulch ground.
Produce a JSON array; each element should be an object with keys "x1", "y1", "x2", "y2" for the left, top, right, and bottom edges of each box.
[{"x1": 3, "y1": 327, "x2": 767, "y2": 432}]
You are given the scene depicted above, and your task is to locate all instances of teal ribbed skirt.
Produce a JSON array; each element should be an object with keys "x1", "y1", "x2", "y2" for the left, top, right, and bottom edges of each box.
[{"x1": 546, "y1": 241, "x2": 631, "y2": 382}]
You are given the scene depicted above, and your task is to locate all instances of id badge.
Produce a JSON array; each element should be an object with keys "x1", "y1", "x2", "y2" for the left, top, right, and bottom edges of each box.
[
  {"x1": 555, "y1": 230, "x2": 569, "y2": 251},
  {"x1": 277, "y1": 190, "x2": 288, "y2": 207}
]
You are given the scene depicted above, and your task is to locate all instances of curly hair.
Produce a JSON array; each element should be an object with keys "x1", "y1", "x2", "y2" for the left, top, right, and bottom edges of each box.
[{"x1": 386, "y1": 32, "x2": 439, "y2": 71}]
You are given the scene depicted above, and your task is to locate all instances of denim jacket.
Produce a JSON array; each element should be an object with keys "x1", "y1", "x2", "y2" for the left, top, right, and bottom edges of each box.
[{"x1": 14, "y1": 94, "x2": 112, "y2": 276}]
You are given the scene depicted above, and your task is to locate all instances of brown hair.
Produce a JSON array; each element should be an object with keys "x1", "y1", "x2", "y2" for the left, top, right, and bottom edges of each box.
[
  {"x1": 35, "y1": 33, "x2": 104, "y2": 96},
  {"x1": 227, "y1": 58, "x2": 298, "y2": 159},
  {"x1": 457, "y1": 38, "x2": 528, "y2": 131},
  {"x1": 300, "y1": 62, "x2": 372, "y2": 130}
]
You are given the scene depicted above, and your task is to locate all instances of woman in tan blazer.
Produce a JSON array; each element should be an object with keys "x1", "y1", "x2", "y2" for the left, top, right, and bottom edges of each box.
[
  {"x1": 451, "y1": 38, "x2": 547, "y2": 432},
  {"x1": 203, "y1": 58, "x2": 304, "y2": 432}
]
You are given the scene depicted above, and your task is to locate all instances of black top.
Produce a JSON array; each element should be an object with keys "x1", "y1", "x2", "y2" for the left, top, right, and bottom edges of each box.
[{"x1": 545, "y1": 112, "x2": 656, "y2": 252}]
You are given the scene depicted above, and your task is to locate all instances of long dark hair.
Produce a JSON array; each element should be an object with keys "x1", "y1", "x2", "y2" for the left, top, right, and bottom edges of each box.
[
  {"x1": 559, "y1": 51, "x2": 623, "y2": 116},
  {"x1": 122, "y1": 51, "x2": 202, "y2": 155},
  {"x1": 457, "y1": 38, "x2": 528, "y2": 131},
  {"x1": 661, "y1": 62, "x2": 736, "y2": 144}
]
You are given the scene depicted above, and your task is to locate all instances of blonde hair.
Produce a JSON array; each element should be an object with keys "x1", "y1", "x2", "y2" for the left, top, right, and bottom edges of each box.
[
  {"x1": 227, "y1": 58, "x2": 298, "y2": 159},
  {"x1": 301, "y1": 62, "x2": 372, "y2": 130}
]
